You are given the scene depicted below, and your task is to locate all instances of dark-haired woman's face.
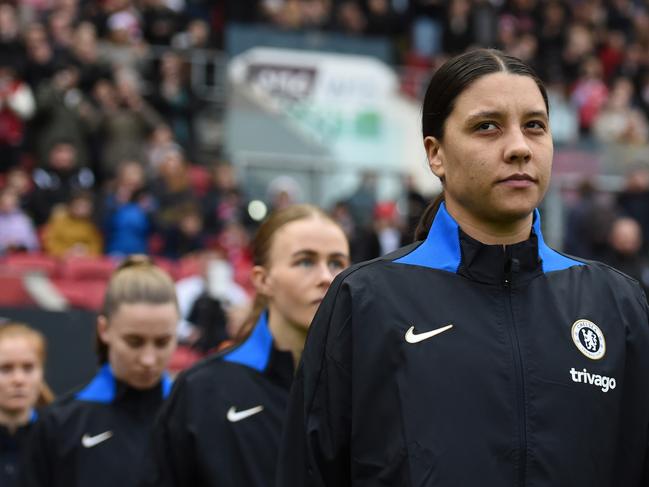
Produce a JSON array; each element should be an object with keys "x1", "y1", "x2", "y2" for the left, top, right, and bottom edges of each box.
[{"x1": 425, "y1": 72, "x2": 553, "y2": 228}]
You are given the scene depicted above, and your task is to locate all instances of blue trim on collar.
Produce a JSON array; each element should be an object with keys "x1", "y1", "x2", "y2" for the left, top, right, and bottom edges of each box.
[
  {"x1": 394, "y1": 203, "x2": 583, "y2": 273},
  {"x1": 29, "y1": 409, "x2": 38, "y2": 423},
  {"x1": 161, "y1": 373, "x2": 173, "y2": 398},
  {"x1": 532, "y1": 209, "x2": 584, "y2": 272},
  {"x1": 76, "y1": 364, "x2": 174, "y2": 403},
  {"x1": 223, "y1": 312, "x2": 273, "y2": 372},
  {"x1": 394, "y1": 202, "x2": 462, "y2": 272},
  {"x1": 76, "y1": 363, "x2": 115, "y2": 403}
]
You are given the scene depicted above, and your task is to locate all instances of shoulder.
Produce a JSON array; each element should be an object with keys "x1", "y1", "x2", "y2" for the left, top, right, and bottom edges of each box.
[{"x1": 170, "y1": 352, "x2": 253, "y2": 397}]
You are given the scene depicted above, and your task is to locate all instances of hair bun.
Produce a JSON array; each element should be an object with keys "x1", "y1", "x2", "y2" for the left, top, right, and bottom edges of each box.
[{"x1": 117, "y1": 254, "x2": 153, "y2": 271}]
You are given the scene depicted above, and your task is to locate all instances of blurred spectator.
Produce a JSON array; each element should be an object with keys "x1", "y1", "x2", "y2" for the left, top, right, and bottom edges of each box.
[
  {"x1": 4, "y1": 168, "x2": 32, "y2": 209},
  {"x1": 0, "y1": 55, "x2": 35, "y2": 173},
  {"x1": 21, "y1": 23, "x2": 57, "y2": 90},
  {"x1": 365, "y1": 0, "x2": 403, "y2": 37},
  {"x1": 536, "y1": 0, "x2": 568, "y2": 81},
  {"x1": 601, "y1": 216, "x2": 649, "y2": 296},
  {"x1": 202, "y1": 162, "x2": 249, "y2": 236},
  {"x1": 617, "y1": 167, "x2": 649, "y2": 252},
  {"x1": 171, "y1": 18, "x2": 212, "y2": 50},
  {"x1": 335, "y1": 1, "x2": 367, "y2": 35},
  {"x1": 94, "y1": 70, "x2": 163, "y2": 179},
  {"x1": 28, "y1": 140, "x2": 95, "y2": 226},
  {"x1": 267, "y1": 174, "x2": 301, "y2": 211},
  {"x1": 144, "y1": 124, "x2": 182, "y2": 175},
  {"x1": 346, "y1": 170, "x2": 377, "y2": 229},
  {"x1": 593, "y1": 77, "x2": 648, "y2": 145},
  {"x1": 571, "y1": 56, "x2": 609, "y2": 134},
  {"x1": 148, "y1": 51, "x2": 198, "y2": 155},
  {"x1": 101, "y1": 159, "x2": 153, "y2": 256},
  {"x1": 353, "y1": 200, "x2": 402, "y2": 261},
  {"x1": 400, "y1": 174, "x2": 428, "y2": 245},
  {"x1": 0, "y1": 187, "x2": 39, "y2": 254},
  {"x1": 141, "y1": 0, "x2": 186, "y2": 46},
  {"x1": 442, "y1": 0, "x2": 474, "y2": 55},
  {"x1": 42, "y1": 190, "x2": 103, "y2": 258},
  {"x1": 71, "y1": 22, "x2": 112, "y2": 96},
  {"x1": 564, "y1": 178, "x2": 617, "y2": 260},
  {"x1": 32, "y1": 60, "x2": 98, "y2": 168},
  {"x1": 162, "y1": 204, "x2": 206, "y2": 260},
  {"x1": 151, "y1": 147, "x2": 197, "y2": 232},
  {"x1": 547, "y1": 79, "x2": 579, "y2": 144}
]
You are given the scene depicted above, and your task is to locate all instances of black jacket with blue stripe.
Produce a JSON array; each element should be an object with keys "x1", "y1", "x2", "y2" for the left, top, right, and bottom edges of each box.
[
  {"x1": 20, "y1": 365, "x2": 172, "y2": 487},
  {"x1": 277, "y1": 203, "x2": 649, "y2": 487},
  {"x1": 139, "y1": 312, "x2": 294, "y2": 487},
  {"x1": 0, "y1": 410, "x2": 37, "y2": 487}
]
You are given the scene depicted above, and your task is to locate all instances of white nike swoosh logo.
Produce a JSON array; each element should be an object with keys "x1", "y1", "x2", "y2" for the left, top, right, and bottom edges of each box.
[
  {"x1": 81, "y1": 431, "x2": 113, "y2": 448},
  {"x1": 405, "y1": 324, "x2": 454, "y2": 344},
  {"x1": 227, "y1": 405, "x2": 264, "y2": 423}
]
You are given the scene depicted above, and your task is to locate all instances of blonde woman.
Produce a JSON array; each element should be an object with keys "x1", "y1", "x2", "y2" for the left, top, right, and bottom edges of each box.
[
  {"x1": 141, "y1": 204, "x2": 350, "y2": 487},
  {"x1": 21, "y1": 256, "x2": 179, "y2": 487},
  {"x1": 0, "y1": 322, "x2": 52, "y2": 487}
]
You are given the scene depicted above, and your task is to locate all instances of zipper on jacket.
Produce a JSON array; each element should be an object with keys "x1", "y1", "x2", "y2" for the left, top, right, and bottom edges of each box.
[{"x1": 503, "y1": 253, "x2": 527, "y2": 487}]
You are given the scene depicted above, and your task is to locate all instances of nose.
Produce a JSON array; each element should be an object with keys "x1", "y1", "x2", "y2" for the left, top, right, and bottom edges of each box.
[
  {"x1": 504, "y1": 128, "x2": 532, "y2": 164},
  {"x1": 139, "y1": 346, "x2": 157, "y2": 368},
  {"x1": 317, "y1": 262, "x2": 336, "y2": 288}
]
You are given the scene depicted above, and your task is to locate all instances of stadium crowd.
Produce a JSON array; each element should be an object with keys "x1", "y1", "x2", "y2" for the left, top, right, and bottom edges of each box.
[{"x1": 1, "y1": 0, "x2": 649, "y2": 314}]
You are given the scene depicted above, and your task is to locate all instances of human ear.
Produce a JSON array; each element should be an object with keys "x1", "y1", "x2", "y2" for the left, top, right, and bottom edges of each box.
[
  {"x1": 251, "y1": 265, "x2": 273, "y2": 297},
  {"x1": 97, "y1": 315, "x2": 110, "y2": 344},
  {"x1": 424, "y1": 136, "x2": 445, "y2": 181}
]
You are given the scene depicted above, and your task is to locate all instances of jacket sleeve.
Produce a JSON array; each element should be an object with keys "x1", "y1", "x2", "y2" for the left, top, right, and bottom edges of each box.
[
  {"x1": 138, "y1": 377, "x2": 199, "y2": 487},
  {"x1": 19, "y1": 412, "x2": 54, "y2": 487},
  {"x1": 277, "y1": 272, "x2": 354, "y2": 487}
]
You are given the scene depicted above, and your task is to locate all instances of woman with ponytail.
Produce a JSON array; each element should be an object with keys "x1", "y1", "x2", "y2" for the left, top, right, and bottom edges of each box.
[
  {"x1": 140, "y1": 204, "x2": 350, "y2": 487},
  {"x1": 21, "y1": 256, "x2": 179, "y2": 487},
  {"x1": 278, "y1": 48, "x2": 649, "y2": 487},
  {"x1": 0, "y1": 322, "x2": 52, "y2": 486}
]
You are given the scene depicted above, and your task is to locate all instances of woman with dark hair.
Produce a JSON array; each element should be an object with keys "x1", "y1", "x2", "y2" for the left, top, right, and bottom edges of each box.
[
  {"x1": 277, "y1": 48, "x2": 649, "y2": 486},
  {"x1": 139, "y1": 204, "x2": 350, "y2": 487},
  {"x1": 21, "y1": 256, "x2": 178, "y2": 487},
  {"x1": 0, "y1": 322, "x2": 53, "y2": 487}
]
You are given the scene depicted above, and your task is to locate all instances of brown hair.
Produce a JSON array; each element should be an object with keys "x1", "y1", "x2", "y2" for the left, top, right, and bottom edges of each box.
[
  {"x1": 235, "y1": 204, "x2": 341, "y2": 341},
  {"x1": 0, "y1": 322, "x2": 54, "y2": 407},
  {"x1": 96, "y1": 255, "x2": 178, "y2": 364},
  {"x1": 416, "y1": 48, "x2": 549, "y2": 240}
]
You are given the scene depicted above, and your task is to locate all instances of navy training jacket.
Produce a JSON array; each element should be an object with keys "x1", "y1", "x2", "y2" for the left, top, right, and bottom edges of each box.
[
  {"x1": 277, "y1": 203, "x2": 649, "y2": 487},
  {"x1": 20, "y1": 364, "x2": 172, "y2": 487}
]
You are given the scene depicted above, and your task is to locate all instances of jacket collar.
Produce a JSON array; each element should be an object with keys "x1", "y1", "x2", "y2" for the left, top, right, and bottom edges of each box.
[
  {"x1": 395, "y1": 202, "x2": 583, "y2": 284},
  {"x1": 75, "y1": 364, "x2": 173, "y2": 404},
  {"x1": 223, "y1": 312, "x2": 294, "y2": 389}
]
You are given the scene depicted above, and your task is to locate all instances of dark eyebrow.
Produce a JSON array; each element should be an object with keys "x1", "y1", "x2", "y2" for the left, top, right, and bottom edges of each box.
[
  {"x1": 466, "y1": 109, "x2": 548, "y2": 125},
  {"x1": 291, "y1": 250, "x2": 350, "y2": 259}
]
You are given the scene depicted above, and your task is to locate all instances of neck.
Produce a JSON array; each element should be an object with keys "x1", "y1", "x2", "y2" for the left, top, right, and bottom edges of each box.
[
  {"x1": 445, "y1": 200, "x2": 534, "y2": 245},
  {"x1": 266, "y1": 309, "x2": 307, "y2": 369},
  {"x1": 0, "y1": 408, "x2": 30, "y2": 434}
]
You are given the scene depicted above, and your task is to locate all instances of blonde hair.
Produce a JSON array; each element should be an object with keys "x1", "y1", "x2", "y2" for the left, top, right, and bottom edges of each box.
[
  {"x1": 0, "y1": 322, "x2": 54, "y2": 407},
  {"x1": 236, "y1": 204, "x2": 342, "y2": 341},
  {"x1": 97, "y1": 255, "x2": 178, "y2": 363}
]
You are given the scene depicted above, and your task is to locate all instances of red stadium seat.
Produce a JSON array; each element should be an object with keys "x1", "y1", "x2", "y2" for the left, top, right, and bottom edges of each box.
[
  {"x1": 53, "y1": 279, "x2": 107, "y2": 311},
  {"x1": 0, "y1": 273, "x2": 33, "y2": 307},
  {"x1": 60, "y1": 256, "x2": 116, "y2": 281},
  {"x1": 2, "y1": 253, "x2": 60, "y2": 278},
  {"x1": 175, "y1": 255, "x2": 202, "y2": 280}
]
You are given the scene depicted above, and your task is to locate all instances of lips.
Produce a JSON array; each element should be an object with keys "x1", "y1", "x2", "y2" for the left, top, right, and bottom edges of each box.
[{"x1": 497, "y1": 173, "x2": 537, "y2": 188}]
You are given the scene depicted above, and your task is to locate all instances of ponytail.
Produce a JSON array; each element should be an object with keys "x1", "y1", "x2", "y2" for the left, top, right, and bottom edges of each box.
[
  {"x1": 37, "y1": 382, "x2": 55, "y2": 407},
  {"x1": 414, "y1": 193, "x2": 445, "y2": 241}
]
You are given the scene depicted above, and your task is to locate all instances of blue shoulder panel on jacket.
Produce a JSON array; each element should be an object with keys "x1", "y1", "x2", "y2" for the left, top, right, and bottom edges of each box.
[
  {"x1": 533, "y1": 210, "x2": 584, "y2": 272},
  {"x1": 223, "y1": 312, "x2": 272, "y2": 372},
  {"x1": 394, "y1": 202, "x2": 461, "y2": 272},
  {"x1": 29, "y1": 409, "x2": 38, "y2": 423},
  {"x1": 76, "y1": 364, "x2": 115, "y2": 403},
  {"x1": 161, "y1": 373, "x2": 173, "y2": 398}
]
